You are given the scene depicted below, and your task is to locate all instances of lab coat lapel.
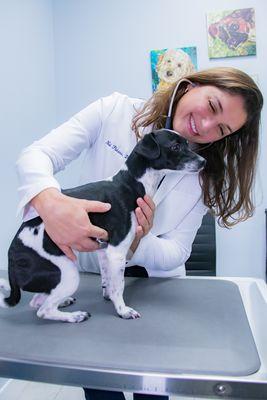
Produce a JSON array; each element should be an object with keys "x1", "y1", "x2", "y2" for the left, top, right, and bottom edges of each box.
[{"x1": 153, "y1": 172, "x2": 185, "y2": 206}]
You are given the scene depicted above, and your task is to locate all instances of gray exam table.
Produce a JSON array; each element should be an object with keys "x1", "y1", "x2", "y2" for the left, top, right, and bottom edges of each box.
[{"x1": 0, "y1": 271, "x2": 267, "y2": 399}]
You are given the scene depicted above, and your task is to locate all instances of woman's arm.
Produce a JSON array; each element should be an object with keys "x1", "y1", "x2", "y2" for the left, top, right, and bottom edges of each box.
[
  {"x1": 16, "y1": 97, "x2": 104, "y2": 216},
  {"x1": 16, "y1": 97, "x2": 109, "y2": 259},
  {"x1": 127, "y1": 197, "x2": 208, "y2": 275}
]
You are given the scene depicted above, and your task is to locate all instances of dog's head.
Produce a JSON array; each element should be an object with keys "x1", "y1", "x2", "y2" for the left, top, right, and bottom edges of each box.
[{"x1": 134, "y1": 129, "x2": 205, "y2": 173}]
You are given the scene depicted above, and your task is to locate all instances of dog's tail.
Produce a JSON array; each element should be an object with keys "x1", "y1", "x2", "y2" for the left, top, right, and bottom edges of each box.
[{"x1": 0, "y1": 261, "x2": 21, "y2": 308}]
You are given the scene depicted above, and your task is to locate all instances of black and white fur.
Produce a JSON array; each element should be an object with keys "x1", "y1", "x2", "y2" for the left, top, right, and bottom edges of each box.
[{"x1": 0, "y1": 129, "x2": 205, "y2": 322}]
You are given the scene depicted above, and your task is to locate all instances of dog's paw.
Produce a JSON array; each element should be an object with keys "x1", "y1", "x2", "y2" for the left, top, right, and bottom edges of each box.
[
  {"x1": 59, "y1": 297, "x2": 76, "y2": 308},
  {"x1": 102, "y1": 286, "x2": 110, "y2": 300},
  {"x1": 119, "y1": 307, "x2": 141, "y2": 319},
  {"x1": 37, "y1": 308, "x2": 91, "y2": 323},
  {"x1": 70, "y1": 311, "x2": 90, "y2": 323},
  {"x1": 102, "y1": 288, "x2": 111, "y2": 301}
]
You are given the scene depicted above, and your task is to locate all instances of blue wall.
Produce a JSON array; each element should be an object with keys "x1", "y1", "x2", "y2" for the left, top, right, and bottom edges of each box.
[{"x1": 0, "y1": 0, "x2": 266, "y2": 279}]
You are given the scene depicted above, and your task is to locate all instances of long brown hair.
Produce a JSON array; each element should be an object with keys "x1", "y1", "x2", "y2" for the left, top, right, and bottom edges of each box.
[{"x1": 131, "y1": 67, "x2": 263, "y2": 227}]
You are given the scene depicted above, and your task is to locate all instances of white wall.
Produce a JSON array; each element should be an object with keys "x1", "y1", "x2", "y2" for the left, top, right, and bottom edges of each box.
[
  {"x1": 0, "y1": 0, "x2": 266, "y2": 280},
  {"x1": 0, "y1": 0, "x2": 56, "y2": 269}
]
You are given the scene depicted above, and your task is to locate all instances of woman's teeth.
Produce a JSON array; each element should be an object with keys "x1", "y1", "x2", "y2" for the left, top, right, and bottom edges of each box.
[{"x1": 190, "y1": 115, "x2": 198, "y2": 134}]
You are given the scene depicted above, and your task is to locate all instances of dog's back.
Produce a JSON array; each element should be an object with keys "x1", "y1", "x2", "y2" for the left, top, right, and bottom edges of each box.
[{"x1": 63, "y1": 171, "x2": 145, "y2": 246}]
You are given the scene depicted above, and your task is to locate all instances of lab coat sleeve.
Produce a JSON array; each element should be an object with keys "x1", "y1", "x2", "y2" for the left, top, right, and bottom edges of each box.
[
  {"x1": 16, "y1": 96, "x2": 109, "y2": 217},
  {"x1": 127, "y1": 197, "x2": 208, "y2": 274}
]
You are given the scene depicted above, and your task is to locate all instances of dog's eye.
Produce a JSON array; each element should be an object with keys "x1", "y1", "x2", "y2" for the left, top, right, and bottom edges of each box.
[{"x1": 171, "y1": 144, "x2": 181, "y2": 152}]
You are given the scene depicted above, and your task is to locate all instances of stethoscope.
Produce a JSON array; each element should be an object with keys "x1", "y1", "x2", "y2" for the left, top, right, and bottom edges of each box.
[
  {"x1": 154, "y1": 78, "x2": 196, "y2": 190},
  {"x1": 165, "y1": 78, "x2": 196, "y2": 130}
]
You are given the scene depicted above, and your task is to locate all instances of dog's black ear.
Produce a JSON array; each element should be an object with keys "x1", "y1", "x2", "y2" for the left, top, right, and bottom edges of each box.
[{"x1": 134, "y1": 132, "x2": 161, "y2": 160}]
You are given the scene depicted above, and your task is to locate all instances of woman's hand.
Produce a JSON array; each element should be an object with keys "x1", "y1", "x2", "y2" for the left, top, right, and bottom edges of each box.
[
  {"x1": 31, "y1": 188, "x2": 111, "y2": 261},
  {"x1": 130, "y1": 194, "x2": 155, "y2": 253}
]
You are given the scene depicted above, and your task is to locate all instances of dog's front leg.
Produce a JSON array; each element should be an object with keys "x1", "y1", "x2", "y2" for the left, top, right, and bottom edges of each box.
[
  {"x1": 102, "y1": 246, "x2": 140, "y2": 319},
  {"x1": 97, "y1": 249, "x2": 111, "y2": 300}
]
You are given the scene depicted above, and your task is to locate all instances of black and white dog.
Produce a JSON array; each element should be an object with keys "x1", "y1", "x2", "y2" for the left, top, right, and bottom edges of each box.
[{"x1": 0, "y1": 129, "x2": 205, "y2": 322}]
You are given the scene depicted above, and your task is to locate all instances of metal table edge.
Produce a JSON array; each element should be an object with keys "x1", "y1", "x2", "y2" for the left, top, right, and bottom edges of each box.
[{"x1": 1, "y1": 356, "x2": 267, "y2": 398}]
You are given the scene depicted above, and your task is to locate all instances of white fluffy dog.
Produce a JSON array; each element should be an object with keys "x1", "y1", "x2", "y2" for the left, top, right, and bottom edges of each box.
[{"x1": 156, "y1": 49, "x2": 196, "y2": 91}]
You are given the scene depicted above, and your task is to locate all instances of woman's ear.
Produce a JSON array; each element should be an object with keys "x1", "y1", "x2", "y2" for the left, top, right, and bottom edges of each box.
[{"x1": 185, "y1": 82, "x2": 198, "y2": 92}]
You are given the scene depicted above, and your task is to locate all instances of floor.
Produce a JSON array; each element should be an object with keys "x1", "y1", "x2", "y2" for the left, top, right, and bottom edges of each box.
[{"x1": 0, "y1": 380, "x2": 198, "y2": 400}]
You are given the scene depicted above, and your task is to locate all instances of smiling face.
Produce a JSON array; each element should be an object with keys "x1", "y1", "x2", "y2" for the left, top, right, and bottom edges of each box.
[{"x1": 172, "y1": 85, "x2": 247, "y2": 144}]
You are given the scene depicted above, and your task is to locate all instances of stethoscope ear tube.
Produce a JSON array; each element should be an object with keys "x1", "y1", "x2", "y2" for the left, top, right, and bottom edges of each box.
[
  {"x1": 165, "y1": 116, "x2": 172, "y2": 130},
  {"x1": 165, "y1": 78, "x2": 195, "y2": 129}
]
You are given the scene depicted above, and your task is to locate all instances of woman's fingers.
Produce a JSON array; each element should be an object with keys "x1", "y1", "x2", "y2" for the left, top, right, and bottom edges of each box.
[
  {"x1": 143, "y1": 194, "x2": 156, "y2": 211},
  {"x1": 58, "y1": 244, "x2": 77, "y2": 262},
  {"x1": 87, "y1": 224, "x2": 109, "y2": 241},
  {"x1": 135, "y1": 207, "x2": 149, "y2": 232},
  {"x1": 60, "y1": 236, "x2": 106, "y2": 258},
  {"x1": 135, "y1": 225, "x2": 144, "y2": 240},
  {"x1": 83, "y1": 200, "x2": 110, "y2": 240},
  {"x1": 136, "y1": 195, "x2": 155, "y2": 231},
  {"x1": 135, "y1": 195, "x2": 155, "y2": 237},
  {"x1": 137, "y1": 196, "x2": 155, "y2": 222},
  {"x1": 83, "y1": 200, "x2": 111, "y2": 213}
]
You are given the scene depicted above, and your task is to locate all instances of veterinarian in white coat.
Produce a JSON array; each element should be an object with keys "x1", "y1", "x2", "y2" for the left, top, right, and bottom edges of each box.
[
  {"x1": 16, "y1": 67, "x2": 263, "y2": 400},
  {"x1": 16, "y1": 91, "x2": 207, "y2": 278}
]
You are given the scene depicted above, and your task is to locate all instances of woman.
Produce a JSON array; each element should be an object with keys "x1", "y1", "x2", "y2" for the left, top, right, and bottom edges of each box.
[{"x1": 16, "y1": 67, "x2": 263, "y2": 400}]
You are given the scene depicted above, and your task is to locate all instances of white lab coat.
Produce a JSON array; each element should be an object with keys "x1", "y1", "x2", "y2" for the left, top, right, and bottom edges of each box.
[{"x1": 16, "y1": 92, "x2": 207, "y2": 277}]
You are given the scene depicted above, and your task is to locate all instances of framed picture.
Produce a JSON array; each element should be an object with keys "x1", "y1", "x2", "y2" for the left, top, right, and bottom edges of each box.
[
  {"x1": 150, "y1": 47, "x2": 197, "y2": 92},
  {"x1": 207, "y1": 8, "x2": 256, "y2": 58}
]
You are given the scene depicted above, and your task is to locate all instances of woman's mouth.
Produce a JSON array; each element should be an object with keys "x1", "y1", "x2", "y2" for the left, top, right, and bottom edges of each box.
[{"x1": 189, "y1": 114, "x2": 199, "y2": 136}]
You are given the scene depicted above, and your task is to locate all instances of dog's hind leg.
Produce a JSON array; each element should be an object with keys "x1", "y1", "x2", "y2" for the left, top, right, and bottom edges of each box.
[
  {"x1": 30, "y1": 293, "x2": 76, "y2": 309},
  {"x1": 58, "y1": 297, "x2": 76, "y2": 308},
  {"x1": 37, "y1": 300, "x2": 89, "y2": 322},
  {"x1": 36, "y1": 259, "x2": 89, "y2": 323},
  {"x1": 30, "y1": 293, "x2": 48, "y2": 309},
  {"x1": 104, "y1": 246, "x2": 140, "y2": 319}
]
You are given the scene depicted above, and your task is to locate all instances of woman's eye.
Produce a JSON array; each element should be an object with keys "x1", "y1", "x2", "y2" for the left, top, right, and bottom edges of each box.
[
  {"x1": 171, "y1": 144, "x2": 181, "y2": 151},
  {"x1": 219, "y1": 126, "x2": 225, "y2": 137},
  {"x1": 209, "y1": 100, "x2": 216, "y2": 113}
]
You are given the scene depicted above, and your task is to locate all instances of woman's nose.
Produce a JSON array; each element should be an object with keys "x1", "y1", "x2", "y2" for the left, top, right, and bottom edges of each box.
[{"x1": 201, "y1": 117, "x2": 217, "y2": 133}]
